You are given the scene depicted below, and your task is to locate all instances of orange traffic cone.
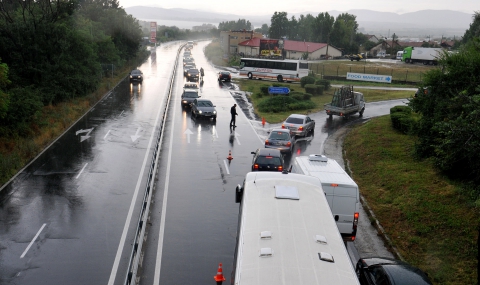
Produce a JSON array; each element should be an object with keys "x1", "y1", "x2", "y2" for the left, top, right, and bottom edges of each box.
[
  {"x1": 262, "y1": 117, "x2": 266, "y2": 127},
  {"x1": 227, "y1": 150, "x2": 233, "y2": 161},
  {"x1": 214, "y1": 263, "x2": 226, "y2": 284}
]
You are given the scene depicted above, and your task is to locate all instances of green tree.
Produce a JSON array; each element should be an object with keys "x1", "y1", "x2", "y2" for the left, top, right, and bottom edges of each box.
[
  {"x1": 312, "y1": 12, "x2": 334, "y2": 43},
  {"x1": 462, "y1": 12, "x2": 480, "y2": 45},
  {"x1": 269, "y1": 12, "x2": 289, "y2": 39},
  {"x1": 287, "y1": 16, "x2": 298, "y2": 40},
  {"x1": 409, "y1": 38, "x2": 480, "y2": 185},
  {"x1": 218, "y1": 19, "x2": 252, "y2": 31},
  {"x1": 254, "y1": 23, "x2": 269, "y2": 36},
  {"x1": 330, "y1": 13, "x2": 359, "y2": 54},
  {"x1": 296, "y1": 14, "x2": 316, "y2": 42},
  {"x1": 0, "y1": 58, "x2": 10, "y2": 119}
]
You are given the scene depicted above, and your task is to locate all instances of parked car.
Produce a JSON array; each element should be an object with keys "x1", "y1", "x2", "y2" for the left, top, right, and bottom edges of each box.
[
  {"x1": 264, "y1": 129, "x2": 295, "y2": 154},
  {"x1": 191, "y1": 99, "x2": 217, "y2": 120},
  {"x1": 281, "y1": 114, "x2": 315, "y2": 137},
  {"x1": 356, "y1": 257, "x2": 433, "y2": 285},
  {"x1": 250, "y1": 148, "x2": 284, "y2": 172},
  {"x1": 181, "y1": 87, "x2": 200, "y2": 107},
  {"x1": 129, "y1": 69, "x2": 143, "y2": 83},
  {"x1": 218, "y1": 71, "x2": 231, "y2": 82},
  {"x1": 186, "y1": 68, "x2": 200, "y2": 82}
]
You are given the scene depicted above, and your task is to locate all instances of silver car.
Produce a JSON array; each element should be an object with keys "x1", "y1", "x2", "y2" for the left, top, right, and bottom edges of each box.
[
  {"x1": 281, "y1": 114, "x2": 315, "y2": 137},
  {"x1": 264, "y1": 129, "x2": 295, "y2": 154},
  {"x1": 191, "y1": 99, "x2": 217, "y2": 120}
]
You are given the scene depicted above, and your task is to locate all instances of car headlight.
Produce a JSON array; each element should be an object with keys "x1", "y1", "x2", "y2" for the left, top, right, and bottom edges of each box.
[
  {"x1": 213, "y1": 111, "x2": 217, "y2": 114},
  {"x1": 182, "y1": 100, "x2": 187, "y2": 103},
  {"x1": 130, "y1": 76, "x2": 133, "y2": 78},
  {"x1": 198, "y1": 110, "x2": 202, "y2": 114}
]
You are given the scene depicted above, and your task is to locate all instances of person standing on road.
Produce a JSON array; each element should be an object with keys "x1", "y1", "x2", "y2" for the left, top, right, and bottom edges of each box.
[{"x1": 230, "y1": 104, "x2": 238, "y2": 128}]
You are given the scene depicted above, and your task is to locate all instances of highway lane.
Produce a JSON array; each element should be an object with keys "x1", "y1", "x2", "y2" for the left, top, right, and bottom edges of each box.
[{"x1": 0, "y1": 43, "x2": 179, "y2": 285}]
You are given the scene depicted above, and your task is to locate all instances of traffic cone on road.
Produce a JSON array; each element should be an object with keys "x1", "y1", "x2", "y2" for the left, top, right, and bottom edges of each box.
[
  {"x1": 214, "y1": 263, "x2": 226, "y2": 284},
  {"x1": 227, "y1": 150, "x2": 233, "y2": 161},
  {"x1": 262, "y1": 117, "x2": 266, "y2": 127}
]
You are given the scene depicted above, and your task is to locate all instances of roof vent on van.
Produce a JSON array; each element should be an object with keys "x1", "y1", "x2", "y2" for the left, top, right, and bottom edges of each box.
[
  {"x1": 318, "y1": 252, "x2": 335, "y2": 263},
  {"x1": 260, "y1": 231, "x2": 272, "y2": 239},
  {"x1": 315, "y1": 235, "x2": 327, "y2": 244},
  {"x1": 309, "y1": 154, "x2": 328, "y2": 162},
  {"x1": 275, "y1": 185, "x2": 300, "y2": 200},
  {"x1": 259, "y1": 248, "x2": 273, "y2": 257}
]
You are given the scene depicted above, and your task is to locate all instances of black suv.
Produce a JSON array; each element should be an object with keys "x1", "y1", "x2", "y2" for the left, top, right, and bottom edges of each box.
[
  {"x1": 129, "y1": 69, "x2": 143, "y2": 83},
  {"x1": 186, "y1": 68, "x2": 200, "y2": 82},
  {"x1": 218, "y1": 71, "x2": 231, "y2": 82},
  {"x1": 250, "y1": 148, "x2": 284, "y2": 172}
]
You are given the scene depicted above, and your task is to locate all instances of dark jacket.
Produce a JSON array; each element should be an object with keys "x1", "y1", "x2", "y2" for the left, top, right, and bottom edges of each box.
[{"x1": 230, "y1": 105, "x2": 237, "y2": 116}]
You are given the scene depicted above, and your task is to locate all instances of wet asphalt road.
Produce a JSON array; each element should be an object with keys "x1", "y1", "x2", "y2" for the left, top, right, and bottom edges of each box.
[{"x1": 0, "y1": 40, "x2": 410, "y2": 285}]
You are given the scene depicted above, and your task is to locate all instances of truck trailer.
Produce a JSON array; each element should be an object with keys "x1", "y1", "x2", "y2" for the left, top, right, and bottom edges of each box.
[{"x1": 402, "y1": 46, "x2": 443, "y2": 65}]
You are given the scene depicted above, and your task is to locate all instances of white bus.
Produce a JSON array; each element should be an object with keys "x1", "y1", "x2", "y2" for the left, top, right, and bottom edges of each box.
[
  {"x1": 232, "y1": 172, "x2": 359, "y2": 285},
  {"x1": 239, "y1": 58, "x2": 309, "y2": 82}
]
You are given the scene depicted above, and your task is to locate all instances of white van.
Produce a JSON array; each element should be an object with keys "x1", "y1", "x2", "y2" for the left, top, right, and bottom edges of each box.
[
  {"x1": 291, "y1": 154, "x2": 360, "y2": 242},
  {"x1": 233, "y1": 172, "x2": 359, "y2": 285},
  {"x1": 396, "y1": 51, "x2": 404, "y2": 60}
]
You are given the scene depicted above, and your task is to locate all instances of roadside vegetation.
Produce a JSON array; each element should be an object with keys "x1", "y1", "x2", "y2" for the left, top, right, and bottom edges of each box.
[{"x1": 344, "y1": 116, "x2": 478, "y2": 284}]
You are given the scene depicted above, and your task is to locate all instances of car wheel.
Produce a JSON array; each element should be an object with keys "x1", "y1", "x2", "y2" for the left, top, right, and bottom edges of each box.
[
  {"x1": 248, "y1": 72, "x2": 253, "y2": 79},
  {"x1": 277, "y1": 75, "x2": 283, "y2": 82},
  {"x1": 359, "y1": 108, "x2": 365, "y2": 116}
]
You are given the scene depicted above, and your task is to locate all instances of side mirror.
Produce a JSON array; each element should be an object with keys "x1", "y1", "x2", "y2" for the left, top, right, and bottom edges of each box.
[
  {"x1": 251, "y1": 151, "x2": 256, "y2": 155},
  {"x1": 235, "y1": 184, "x2": 243, "y2": 203}
]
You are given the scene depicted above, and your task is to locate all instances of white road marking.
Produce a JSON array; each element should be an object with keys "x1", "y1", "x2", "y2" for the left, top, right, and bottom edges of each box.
[
  {"x1": 223, "y1": 160, "x2": 230, "y2": 175},
  {"x1": 184, "y1": 128, "x2": 193, "y2": 143},
  {"x1": 235, "y1": 131, "x2": 241, "y2": 145},
  {"x1": 103, "y1": 130, "x2": 111, "y2": 140},
  {"x1": 153, "y1": 90, "x2": 178, "y2": 285},
  {"x1": 75, "y1": 163, "x2": 88, "y2": 179},
  {"x1": 20, "y1": 223, "x2": 46, "y2": 258},
  {"x1": 107, "y1": 96, "x2": 164, "y2": 285}
]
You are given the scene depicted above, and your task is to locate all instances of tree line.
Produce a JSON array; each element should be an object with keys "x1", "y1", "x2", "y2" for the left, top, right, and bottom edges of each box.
[{"x1": 0, "y1": 0, "x2": 144, "y2": 136}]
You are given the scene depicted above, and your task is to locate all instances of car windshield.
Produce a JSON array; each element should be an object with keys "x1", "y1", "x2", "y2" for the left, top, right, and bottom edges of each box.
[
  {"x1": 198, "y1": 101, "x2": 213, "y2": 107},
  {"x1": 189, "y1": 70, "x2": 199, "y2": 74},
  {"x1": 269, "y1": 132, "x2": 290, "y2": 140},
  {"x1": 131, "y1": 70, "x2": 141, "y2": 75},
  {"x1": 184, "y1": 91, "x2": 198, "y2": 98},
  {"x1": 285, "y1": 117, "x2": 304, "y2": 124},
  {"x1": 256, "y1": 156, "x2": 281, "y2": 165}
]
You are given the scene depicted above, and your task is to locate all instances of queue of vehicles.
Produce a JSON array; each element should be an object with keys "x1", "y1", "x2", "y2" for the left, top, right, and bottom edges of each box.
[{"x1": 176, "y1": 46, "x2": 431, "y2": 284}]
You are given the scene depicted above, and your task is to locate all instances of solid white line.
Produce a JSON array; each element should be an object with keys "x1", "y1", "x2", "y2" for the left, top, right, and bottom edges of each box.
[
  {"x1": 20, "y1": 223, "x2": 46, "y2": 258},
  {"x1": 153, "y1": 88, "x2": 178, "y2": 285},
  {"x1": 107, "y1": 97, "x2": 164, "y2": 285},
  {"x1": 223, "y1": 160, "x2": 230, "y2": 175},
  {"x1": 75, "y1": 163, "x2": 88, "y2": 179},
  {"x1": 235, "y1": 136, "x2": 241, "y2": 145},
  {"x1": 103, "y1": 130, "x2": 111, "y2": 140}
]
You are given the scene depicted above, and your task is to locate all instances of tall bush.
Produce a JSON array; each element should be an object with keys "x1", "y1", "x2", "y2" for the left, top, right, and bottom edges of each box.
[{"x1": 300, "y1": 76, "x2": 315, "y2": 87}]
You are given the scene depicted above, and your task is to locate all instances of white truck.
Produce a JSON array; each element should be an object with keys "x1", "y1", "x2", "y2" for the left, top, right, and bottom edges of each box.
[
  {"x1": 324, "y1": 85, "x2": 365, "y2": 119},
  {"x1": 291, "y1": 154, "x2": 360, "y2": 242},
  {"x1": 402, "y1": 46, "x2": 443, "y2": 65}
]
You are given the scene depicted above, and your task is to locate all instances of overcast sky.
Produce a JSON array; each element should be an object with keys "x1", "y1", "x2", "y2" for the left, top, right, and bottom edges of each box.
[{"x1": 117, "y1": 0, "x2": 477, "y2": 15}]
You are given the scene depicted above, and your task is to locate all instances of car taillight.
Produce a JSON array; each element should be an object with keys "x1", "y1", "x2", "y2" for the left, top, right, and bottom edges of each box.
[
  {"x1": 286, "y1": 142, "x2": 291, "y2": 146},
  {"x1": 265, "y1": 140, "x2": 269, "y2": 145},
  {"x1": 281, "y1": 124, "x2": 286, "y2": 129},
  {"x1": 254, "y1": 164, "x2": 259, "y2": 169},
  {"x1": 228, "y1": 74, "x2": 231, "y2": 78},
  {"x1": 278, "y1": 166, "x2": 283, "y2": 171},
  {"x1": 298, "y1": 126, "x2": 304, "y2": 131},
  {"x1": 353, "y1": 212, "x2": 359, "y2": 229}
]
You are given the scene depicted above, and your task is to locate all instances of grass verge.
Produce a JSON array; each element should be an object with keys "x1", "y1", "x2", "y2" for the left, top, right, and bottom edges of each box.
[{"x1": 343, "y1": 115, "x2": 478, "y2": 285}]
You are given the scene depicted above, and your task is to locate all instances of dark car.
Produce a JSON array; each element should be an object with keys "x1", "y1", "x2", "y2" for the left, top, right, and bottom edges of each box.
[
  {"x1": 181, "y1": 87, "x2": 200, "y2": 107},
  {"x1": 186, "y1": 68, "x2": 200, "y2": 82},
  {"x1": 264, "y1": 129, "x2": 295, "y2": 154},
  {"x1": 191, "y1": 99, "x2": 217, "y2": 120},
  {"x1": 281, "y1": 114, "x2": 315, "y2": 137},
  {"x1": 356, "y1": 257, "x2": 432, "y2": 285},
  {"x1": 250, "y1": 148, "x2": 284, "y2": 172},
  {"x1": 218, "y1": 71, "x2": 231, "y2": 82},
  {"x1": 183, "y1": 57, "x2": 194, "y2": 66},
  {"x1": 129, "y1": 69, "x2": 143, "y2": 83},
  {"x1": 184, "y1": 63, "x2": 196, "y2": 76}
]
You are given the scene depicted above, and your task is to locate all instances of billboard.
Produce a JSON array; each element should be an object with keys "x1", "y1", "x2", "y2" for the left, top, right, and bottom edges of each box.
[
  {"x1": 259, "y1": 39, "x2": 281, "y2": 57},
  {"x1": 150, "y1": 22, "x2": 157, "y2": 43}
]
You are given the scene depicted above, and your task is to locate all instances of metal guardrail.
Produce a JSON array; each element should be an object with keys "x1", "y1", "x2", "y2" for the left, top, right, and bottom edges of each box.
[{"x1": 123, "y1": 44, "x2": 185, "y2": 285}]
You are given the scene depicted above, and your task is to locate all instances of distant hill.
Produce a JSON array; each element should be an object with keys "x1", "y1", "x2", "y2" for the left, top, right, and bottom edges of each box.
[{"x1": 125, "y1": 6, "x2": 472, "y2": 37}]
